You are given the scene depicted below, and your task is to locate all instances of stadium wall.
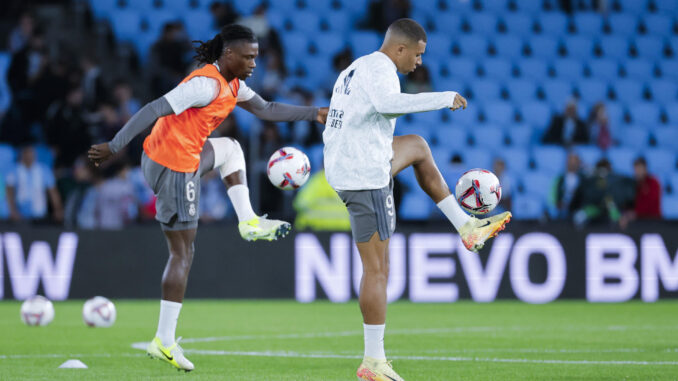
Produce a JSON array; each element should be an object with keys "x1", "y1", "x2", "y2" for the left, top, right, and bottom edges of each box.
[{"x1": 0, "y1": 223, "x2": 677, "y2": 302}]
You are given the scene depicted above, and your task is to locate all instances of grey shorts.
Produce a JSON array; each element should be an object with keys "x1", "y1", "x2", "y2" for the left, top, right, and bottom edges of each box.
[
  {"x1": 141, "y1": 152, "x2": 202, "y2": 231},
  {"x1": 336, "y1": 180, "x2": 395, "y2": 243}
]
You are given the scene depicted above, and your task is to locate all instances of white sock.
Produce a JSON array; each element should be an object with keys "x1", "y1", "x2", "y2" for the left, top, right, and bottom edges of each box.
[
  {"x1": 437, "y1": 195, "x2": 471, "y2": 231},
  {"x1": 156, "y1": 300, "x2": 182, "y2": 347},
  {"x1": 227, "y1": 184, "x2": 257, "y2": 222},
  {"x1": 364, "y1": 323, "x2": 386, "y2": 360}
]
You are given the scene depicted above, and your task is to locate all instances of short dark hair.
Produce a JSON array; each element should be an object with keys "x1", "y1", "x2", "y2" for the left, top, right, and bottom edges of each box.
[
  {"x1": 634, "y1": 157, "x2": 647, "y2": 167},
  {"x1": 388, "y1": 18, "x2": 427, "y2": 43},
  {"x1": 193, "y1": 24, "x2": 257, "y2": 64}
]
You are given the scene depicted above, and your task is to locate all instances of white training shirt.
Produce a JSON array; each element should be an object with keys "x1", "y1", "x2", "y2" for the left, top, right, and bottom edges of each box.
[
  {"x1": 163, "y1": 63, "x2": 256, "y2": 115},
  {"x1": 323, "y1": 51, "x2": 458, "y2": 190}
]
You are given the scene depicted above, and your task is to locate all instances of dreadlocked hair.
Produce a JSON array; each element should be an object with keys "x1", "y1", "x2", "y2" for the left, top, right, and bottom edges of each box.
[{"x1": 193, "y1": 24, "x2": 258, "y2": 64}]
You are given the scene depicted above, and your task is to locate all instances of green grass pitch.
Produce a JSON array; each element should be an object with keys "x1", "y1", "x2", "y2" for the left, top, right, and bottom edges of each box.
[{"x1": 2, "y1": 300, "x2": 677, "y2": 380}]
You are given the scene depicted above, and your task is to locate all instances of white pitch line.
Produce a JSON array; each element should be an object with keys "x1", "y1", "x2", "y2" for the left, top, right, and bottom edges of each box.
[{"x1": 0, "y1": 353, "x2": 144, "y2": 360}]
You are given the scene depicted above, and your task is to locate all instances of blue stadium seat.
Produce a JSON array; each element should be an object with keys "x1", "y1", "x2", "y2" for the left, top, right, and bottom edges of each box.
[
  {"x1": 514, "y1": 0, "x2": 544, "y2": 13},
  {"x1": 129, "y1": 0, "x2": 160, "y2": 12},
  {"x1": 306, "y1": 143, "x2": 324, "y2": 174},
  {"x1": 541, "y1": 80, "x2": 574, "y2": 106},
  {"x1": 507, "y1": 125, "x2": 533, "y2": 146},
  {"x1": 520, "y1": 171, "x2": 555, "y2": 202},
  {"x1": 654, "y1": 0, "x2": 678, "y2": 13},
  {"x1": 511, "y1": 193, "x2": 544, "y2": 220},
  {"x1": 163, "y1": 0, "x2": 190, "y2": 11},
  {"x1": 607, "y1": 147, "x2": 638, "y2": 175},
  {"x1": 614, "y1": 0, "x2": 649, "y2": 13},
  {"x1": 483, "y1": 101, "x2": 515, "y2": 124},
  {"x1": 528, "y1": 36, "x2": 559, "y2": 59},
  {"x1": 288, "y1": 11, "x2": 321, "y2": 34},
  {"x1": 659, "y1": 59, "x2": 678, "y2": 81},
  {"x1": 470, "y1": 80, "x2": 502, "y2": 101},
  {"x1": 662, "y1": 195, "x2": 678, "y2": 219},
  {"x1": 182, "y1": 10, "x2": 213, "y2": 41},
  {"x1": 427, "y1": 33, "x2": 453, "y2": 59},
  {"x1": 90, "y1": 0, "x2": 121, "y2": 19},
  {"x1": 462, "y1": 148, "x2": 493, "y2": 170},
  {"x1": 648, "y1": 80, "x2": 678, "y2": 103},
  {"x1": 268, "y1": 0, "x2": 299, "y2": 14},
  {"x1": 669, "y1": 173, "x2": 678, "y2": 195},
  {"x1": 577, "y1": 79, "x2": 609, "y2": 104},
  {"x1": 299, "y1": 56, "x2": 332, "y2": 89},
  {"x1": 668, "y1": 38, "x2": 678, "y2": 60},
  {"x1": 436, "y1": 127, "x2": 469, "y2": 150},
  {"x1": 499, "y1": 147, "x2": 531, "y2": 173},
  {"x1": 597, "y1": 36, "x2": 629, "y2": 59},
  {"x1": 573, "y1": 145, "x2": 603, "y2": 169},
  {"x1": 562, "y1": 36, "x2": 595, "y2": 60},
  {"x1": 517, "y1": 58, "x2": 548, "y2": 79},
  {"x1": 303, "y1": 0, "x2": 335, "y2": 13},
  {"x1": 311, "y1": 33, "x2": 345, "y2": 57},
  {"x1": 399, "y1": 191, "x2": 434, "y2": 220},
  {"x1": 397, "y1": 122, "x2": 435, "y2": 142},
  {"x1": 446, "y1": 58, "x2": 477, "y2": 79},
  {"x1": 110, "y1": 9, "x2": 142, "y2": 41},
  {"x1": 666, "y1": 102, "x2": 678, "y2": 124},
  {"x1": 604, "y1": 101, "x2": 626, "y2": 126},
  {"x1": 532, "y1": 145, "x2": 567, "y2": 173},
  {"x1": 653, "y1": 127, "x2": 678, "y2": 150},
  {"x1": 501, "y1": 13, "x2": 534, "y2": 36},
  {"x1": 573, "y1": 13, "x2": 604, "y2": 35},
  {"x1": 553, "y1": 58, "x2": 585, "y2": 80},
  {"x1": 433, "y1": 77, "x2": 465, "y2": 93},
  {"x1": 448, "y1": 103, "x2": 480, "y2": 125},
  {"x1": 0, "y1": 144, "x2": 16, "y2": 175},
  {"x1": 633, "y1": 36, "x2": 665, "y2": 59},
  {"x1": 349, "y1": 31, "x2": 380, "y2": 57},
  {"x1": 518, "y1": 101, "x2": 552, "y2": 127},
  {"x1": 465, "y1": 13, "x2": 499, "y2": 34},
  {"x1": 470, "y1": 125, "x2": 505, "y2": 148},
  {"x1": 642, "y1": 14, "x2": 674, "y2": 37},
  {"x1": 0, "y1": 52, "x2": 11, "y2": 114},
  {"x1": 623, "y1": 59, "x2": 655, "y2": 80},
  {"x1": 613, "y1": 79, "x2": 644, "y2": 104},
  {"x1": 481, "y1": 0, "x2": 512, "y2": 12},
  {"x1": 322, "y1": 9, "x2": 352, "y2": 33},
  {"x1": 432, "y1": 13, "x2": 462, "y2": 35},
  {"x1": 506, "y1": 79, "x2": 538, "y2": 100},
  {"x1": 410, "y1": 110, "x2": 444, "y2": 127},
  {"x1": 619, "y1": 126, "x2": 650, "y2": 149},
  {"x1": 587, "y1": 59, "x2": 620, "y2": 82},
  {"x1": 536, "y1": 13, "x2": 568, "y2": 36},
  {"x1": 444, "y1": 0, "x2": 475, "y2": 14},
  {"x1": 456, "y1": 35, "x2": 489, "y2": 58},
  {"x1": 281, "y1": 32, "x2": 310, "y2": 57},
  {"x1": 480, "y1": 58, "x2": 512, "y2": 80},
  {"x1": 34, "y1": 144, "x2": 54, "y2": 168},
  {"x1": 628, "y1": 102, "x2": 662, "y2": 125},
  {"x1": 492, "y1": 35, "x2": 524, "y2": 60},
  {"x1": 144, "y1": 10, "x2": 179, "y2": 37},
  {"x1": 606, "y1": 14, "x2": 638, "y2": 37},
  {"x1": 645, "y1": 148, "x2": 676, "y2": 174}
]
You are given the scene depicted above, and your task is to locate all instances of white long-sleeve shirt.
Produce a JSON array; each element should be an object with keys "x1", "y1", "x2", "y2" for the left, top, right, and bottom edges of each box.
[{"x1": 323, "y1": 51, "x2": 458, "y2": 190}]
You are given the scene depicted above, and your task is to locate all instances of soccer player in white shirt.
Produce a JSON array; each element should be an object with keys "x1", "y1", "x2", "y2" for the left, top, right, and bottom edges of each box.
[{"x1": 323, "y1": 19, "x2": 512, "y2": 381}]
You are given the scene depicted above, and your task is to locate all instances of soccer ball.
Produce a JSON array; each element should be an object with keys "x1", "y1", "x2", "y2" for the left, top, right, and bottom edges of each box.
[
  {"x1": 20, "y1": 295, "x2": 55, "y2": 326},
  {"x1": 267, "y1": 147, "x2": 311, "y2": 190},
  {"x1": 455, "y1": 169, "x2": 502, "y2": 215},
  {"x1": 82, "y1": 296, "x2": 116, "y2": 327}
]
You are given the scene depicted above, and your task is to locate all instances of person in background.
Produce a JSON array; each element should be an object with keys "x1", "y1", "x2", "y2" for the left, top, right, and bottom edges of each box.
[
  {"x1": 552, "y1": 152, "x2": 586, "y2": 219},
  {"x1": 293, "y1": 168, "x2": 351, "y2": 231},
  {"x1": 403, "y1": 64, "x2": 432, "y2": 93},
  {"x1": 619, "y1": 157, "x2": 662, "y2": 228},
  {"x1": 492, "y1": 157, "x2": 513, "y2": 213},
  {"x1": 542, "y1": 99, "x2": 589, "y2": 146},
  {"x1": 587, "y1": 102, "x2": 612, "y2": 151}
]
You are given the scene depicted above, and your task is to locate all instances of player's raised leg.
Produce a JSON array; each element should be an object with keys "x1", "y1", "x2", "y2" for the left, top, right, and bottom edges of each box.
[
  {"x1": 206, "y1": 137, "x2": 291, "y2": 241},
  {"x1": 391, "y1": 135, "x2": 511, "y2": 252}
]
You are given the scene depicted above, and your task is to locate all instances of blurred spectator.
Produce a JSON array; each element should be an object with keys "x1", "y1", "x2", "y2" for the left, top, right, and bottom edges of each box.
[
  {"x1": 45, "y1": 86, "x2": 92, "y2": 170},
  {"x1": 542, "y1": 100, "x2": 589, "y2": 146},
  {"x1": 209, "y1": 1, "x2": 239, "y2": 28},
  {"x1": 293, "y1": 169, "x2": 350, "y2": 231},
  {"x1": 259, "y1": 52, "x2": 287, "y2": 99},
  {"x1": 80, "y1": 55, "x2": 106, "y2": 111},
  {"x1": 92, "y1": 102, "x2": 125, "y2": 143},
  {"x1": 620, "y1": 157, "x2": 661, "y2": 228},
  {"x1": 199, "y1": 170, "x2": 230, "y2": 222},
  {"x1": 258, "y1": 122, "x2": 284, "y2": 214},
  {"x1": 333, "y1": 47, "x2": 353, "y2": 73},
  {"x1": 492, "y1": 158, "x2": 513, "y2": 213},
  {"x1": 92, "y1": 161, "x2": 137, "y2": 229},
  {"x1": 5, "y1": 145, "x2": 63, "y2": 223},
  {"x1": 403, "y1": 65, "x2": 432, "y2": 94},
  {"x1": 112, "y1": 79, "x2": 141, "y2": 123},
  {"x1": 62, "y1": 156, "x2": 95, "y2": 228},
  {"x1": 236, "y1": 4, "x2": 270, "y2": 40},
  {"x1": 587, "y1": 102, "x2": 612, "y2": 151},
  {"x1": 552, "y1": 152, "x2": 585, "y2": 219},
  {"x1": 570, "y1": 158, "x2": 634, "y2": 227},
  {"x1": 150, "y1": 22, "x2": 191, "y2": 98},
  {"x1": 8, "y1": 12, "x2": 35, "y2": 53},
  {"x1": 365, "y1": 0, "x2": 411, "y2": 32}
]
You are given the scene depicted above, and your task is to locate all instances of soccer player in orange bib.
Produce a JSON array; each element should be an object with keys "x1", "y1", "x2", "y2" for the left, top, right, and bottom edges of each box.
[{"x1": 88, "y1": 24, "x2": 328, "y2": 371}]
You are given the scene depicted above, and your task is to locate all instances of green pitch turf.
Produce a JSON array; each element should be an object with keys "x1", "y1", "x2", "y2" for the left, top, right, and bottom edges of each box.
[{"x1": 1, "y1": 300, "x2": 677, "y2": 380}]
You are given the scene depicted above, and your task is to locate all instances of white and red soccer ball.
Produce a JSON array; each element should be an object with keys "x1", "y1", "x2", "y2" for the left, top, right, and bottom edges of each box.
[
  {"x1": 267, "y1": 147, "x2": 311, "y2": 190},
  {"x1": 82, "y1": 296, "x2": 117, "y2": 327},
  {"x1": 455, "y1": 169, "x2": 502, "y2": 215},
  {"x1": 20, "y1": 295, "x2": 55, "y2": 326}
]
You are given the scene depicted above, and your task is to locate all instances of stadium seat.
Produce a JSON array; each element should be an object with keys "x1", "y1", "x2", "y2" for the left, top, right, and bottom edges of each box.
[
  {"x1": 562, "y1": 36, "x2": 595, "y2": 60},
  {"x1": 506, "y1": 125, "x2": 533, "y2": 147},
  {"x1": 576, "y1": 79, "x2": 609, "y2": 104},
  {"x1": 613, "y1": 79, "x2": 644, "y2": 104},
  {"x1": 668, "y1": 173, "x2": 678, "y2": 195},
  {"x1": 481, "y1": 0, "x2": 512, "y2": 12},
  {"x1": 528, "y1": 36, "x2": 559, "y2": 59},
  {"x1": 633, "y1": 36, "x2": 666, "y2": 59},
  {"x1": 470, "y1": 80, "x2": 502, "y2": 102},
  {"x1": 596, "y1": 36, "x2": 630, "y2": 59},
  {"x1": 642, "y1": 14, "x2": 674, "y2": 37},
  {"x1": 614, "y1": 0, "x2": 649, "y2": 13},
  {"x1": 607, "y1": 147, "x2": 638, "y2": 175},
  {"x1": 465, "y1": 13, "x2": 499, "y2": 35},
  {"x1": 628, "y1": 102, "x2": 662, "y2": 125},
  {"x1": 606, "y1": 14, "x2": 638, "y2": 37},
  {"x1": 462, "y1": 148, "x2": 493, "y2": 170},
  {"x1": 306, "y1": 143, "x2": 324, "y2": 174},
  {"x1": 109, "y1": 9, "x2": 142, "y2": 41},
  {"x1": 427, "y1": 33, "x2": 453, "y2": 59},
  {"x1": 456, "y1": 35, "x2": 490, "y2": 58},
  {"x1": 652, "y1": 127, "x2": 678, "y2": 150},
  {"x1": 518, "y1": 101, "x2": 552, "y2": 127},
  {"x1": 399, "y1": 191, "x2": 434, "y2": 220},
  {"x1": 281, "y1": 32, "x2": 310, "y2": 57},
  {"x1": 446, "y1": 58, "x2": 477, "y2": 79},
  {"x1": 552, "y1": 58, "x2": 585, "y2": 80},
  {"x1": 622, "y1": 59, "x2": 655, "y2": 80},
  {"x1": 480, "y1": 58, "x2": 512, "y2": 80},
  {"x1": 470, "y1": 125, "x2": 505, "y2": 148},
  {"x1": 431, "y1": 13, "x2": 461, "y2": 35},
  {"x1": 288, "y1": 11, "x2": 321, "y2": 34},
  {"x1": 182, "y1": 10, "x2": 213, "y2": 41},
  {"x1": 619, "y1": 126, "x2": 650, "y2": 149},
  {"x1": 409, "y1": 110, "x2": 444, "y2": 127},
  {"x1": 514, "y1": 0, "x2": 544, "y2": 13},
  {"x1": 604, "y1": 101, "x2": 626, "y2": 126},
  {"x1": 90, "y1": 0, "x2": 122, "y2": 19},
  {"x1": 654, "y1": 0, "x2": 678, "y2": 14},
  {"x1": 144, "y1": 10, "x2": 179, "y2": 37},
  {"x1": 516, "y1": 58, "x2": 548, "y2": 79},
  {"x1": 349, "y1": 31, "x2": 380, "y2": 57},
  {"x1": 659, "y1": 59, "x2": 678, "y2": 81},
  {"x1": 0, "y1": 52, "x2": 11, "y2": 114},
  {"x1": 666, "y1": 102, "x2": 678, "y2": 124},
  {"x1": 532, "y1": 145, "x2": 567, "y2": 173},
  {"x1": 311, "y1": 33, "x2": 345, "y2": 57},
  {"x1": 0, "y1": 144, "x2": 16, "y2": 175},
  {"x1": 434, "y1": 77, "x2": 465, "y2": 93},
  {"x1": 322, "y1": 9, "x2": 352, "y2": 33},
  {"x1": 505, "y1": 79, "x2": 538, "y2": 100},
  {"x1": 436, "y1": 127, "x2": 469, "y2": 150},
  {"x1": 587, "y1": 59, "x2": 620, "y2": 82},
  {"x1": 572, "y1": 145, "x2": 603, "y2": 169},
  {"x1": 662, "y1": 195, "x2": 678, "y2": 219},
  {"x1": 536, "y1": 13, "x2": 568, "y2": 36},
  {"x1": 397, "y1": 122, "x2": 435, "y2": 142},
  {"x1": 573, "y1": 13, "x2": 604, "y2": 35},
  {"x1": 645, "y1": 148, "x2": 676, "y2": 174},
  {"x1": 648, "y1": 80, "x2": 678, "y2": 103},
  {"x1": 499, "y1": 147, "x2": 531, "y2": 173},
  {"x1": 541, "y1": 80, "x2": 574, "y2": 106},
  {"x1": 492, "y1": 35, "x2": 524, "y2": 60},
  {"x1": 267, "y1": 0, "x2": 299, "y2": 14},
  {"x1": 668, "y1": 38, "x2": 678, "y2": 59},
  {"x1": 501, "y1": 13, "x2": 534, "y2": 36},
  {"x1": 511, "y1": 193, "x2": 545, "y2": 220},
  {"x1": 303, "y1": 0, "x2": 335, "y2": 13},
  {"x1": 483, "y1": 101, "x2": 515, "y2": 124},
  {"x1": 448, "y1": 103, "x2": 480, "y2": 125},
  {"x1": 520, "y1": 171, "x2": 555, "y2": 201}
]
